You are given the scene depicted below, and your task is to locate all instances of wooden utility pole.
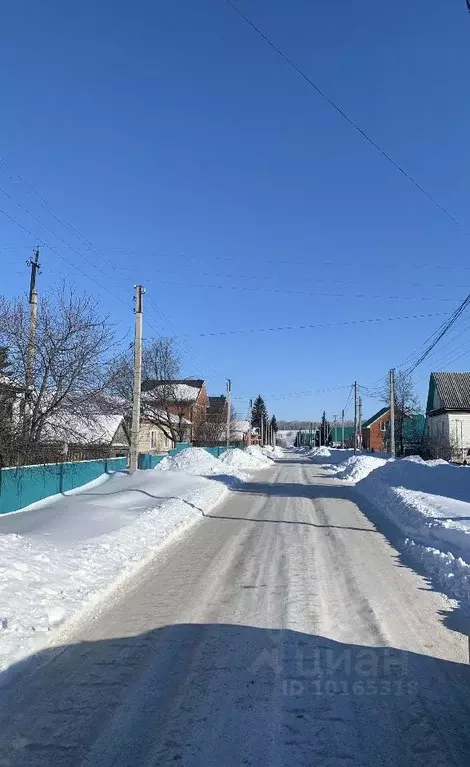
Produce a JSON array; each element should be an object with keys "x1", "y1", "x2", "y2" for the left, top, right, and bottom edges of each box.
[
  {"x1": 23, "y1": 248, "x2": 40, "y2": 437},
  {"x1": 354, "y1": 381, "x2": 358, "y2": 454},
  {"x1": 226, "y1": 378, "x2": 231, "y2": 448},
  {"x1": 390, "y1": 369, "x2": 396, "y2": 458},
  {"x1": 129, "y1": 285, "x2": 144, "y2": 472},
  {"x1": 341, "y1": 409, "x2": 345, "y2": 448}
]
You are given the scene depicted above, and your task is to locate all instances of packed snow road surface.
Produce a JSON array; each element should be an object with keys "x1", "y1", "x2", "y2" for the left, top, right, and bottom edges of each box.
[{"x1": 1, "y1": 454, "x2": 470, "y2": 766}]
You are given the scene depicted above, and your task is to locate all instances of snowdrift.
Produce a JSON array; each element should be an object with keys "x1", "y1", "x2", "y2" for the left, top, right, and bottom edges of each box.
[
  {"x1": 0, "y1": 468, "x2": 230, "y2": 674},
  {"x1": 332, "y1": 455, "x2": 387, "y2": 483},
  {"x1": 156, "y1": 447, "x2": 247, "y2": 480},
  {"x1": 219, "y1": 448, "x2": 272, "y2": 472},
  {"x1": 331, "y1": 452, "x2": 470, "y2": 604},
  {"x1": 244, "y1": 445, "x2": 274, "y2": 465}
]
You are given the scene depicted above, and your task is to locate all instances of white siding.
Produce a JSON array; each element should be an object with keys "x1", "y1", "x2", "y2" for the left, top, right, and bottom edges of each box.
[{"x1": 426, "y1": 412, "x2": 470, "y2": 462}]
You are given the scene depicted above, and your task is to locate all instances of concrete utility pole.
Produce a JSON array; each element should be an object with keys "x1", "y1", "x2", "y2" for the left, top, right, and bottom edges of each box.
[
  {"x1": 226, "y1": 378, "x2": 231, "y2": 448},
  {"x1": 354, "y1": 381, "x2": 358, "y2": 455},
  {"x1": 358, "y1": 398, "x2": 362, "y2": 451},
  {"x1": 390, "y1": 368, "x2": 396, "y2": 459},
  {"x1": 23, "y1": 248, "x2": 40, "y2": 437},
  {"x1": 129, "y1": 285, "x2": 144, "y2": 473},
  {"x1": 341, "y1": 409, "x2": 345, "y2": 448},
  {"x1": 246, "y1": 398, "x2": 252, "y2": 446},
  {"x1": 260, "y1": 415, "x2": 264, "y2": 446}
]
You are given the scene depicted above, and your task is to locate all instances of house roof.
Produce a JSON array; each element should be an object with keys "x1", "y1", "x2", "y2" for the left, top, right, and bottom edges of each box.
[
  {"x1": 361, "y1": 407, "x2": 390, "y2": 429},
  {"x1": 427, "y1": 372, "x2": 470, "y2": 412},
  {"x1": 42, "y1": 413, "x2": 127, "y2": 446},
  {"x1": 142, "y1": 379, "x2": 204, "y2": 403}
]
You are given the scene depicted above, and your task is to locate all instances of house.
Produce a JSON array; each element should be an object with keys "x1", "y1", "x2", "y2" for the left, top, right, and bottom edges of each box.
[
  {"x1": 141, "y1": 379, "x2": 208, "y2": 441},
  {"x1": 41, "y1": 411, "x2": 130, "y2": 461},
  {"x1": 0, "y1": 374, "x2": 25, "y2": 429},
  {"x1": 361, "y1": 407, "x2": 390, "y2": 451},
  {"x1": 362, "y1": 407, "x2": 424, "y2": 454},
  {"x1": 329, "y1": 426, "x2": 354, "y2": 447},
  {"x1": 424, "y1": 372, "x2": 470, "y2": 462},
  {"x1": 137, "y1": 409, "x2": 191, "y2": 455}
]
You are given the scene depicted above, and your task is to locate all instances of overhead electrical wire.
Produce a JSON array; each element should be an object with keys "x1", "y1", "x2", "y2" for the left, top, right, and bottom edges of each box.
[
  {"x1": 192, "y1": 312, "x2": 448, "y2": 338},
  {"x1": 222, "y1": 0, "x2": 468, "y2": 236}
]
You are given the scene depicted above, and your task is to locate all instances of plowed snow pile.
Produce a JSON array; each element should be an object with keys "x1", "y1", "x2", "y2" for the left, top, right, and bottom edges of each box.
[
  {"x1": 332, "y1": 455, "x2": 387, "y2": 482},
  {"x1": 330, "y1": 452, "x2": 470, "y2": 605},
  {"x1": 156, "y1": 447, "x2": 246, "y2": 480},
  {"x1": 308, "y1": 447, "x2": 331, "y2": 458},
  {"x1": 219, "y1": 448, "x2": 271, "y2": 471},
  {"x1": 245, "y1": 445, "x2": 274, "y2": 465}
]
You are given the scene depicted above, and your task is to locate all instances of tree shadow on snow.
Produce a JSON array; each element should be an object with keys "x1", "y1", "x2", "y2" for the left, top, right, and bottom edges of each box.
[{"x1": 1, "y1": 624, "x2": 470, "y2": 766}]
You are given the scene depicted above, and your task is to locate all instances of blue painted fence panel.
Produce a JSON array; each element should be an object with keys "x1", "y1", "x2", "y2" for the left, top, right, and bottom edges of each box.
[
  {"x1": 168, "y1": 442, "x2": 191, "y2": 456},
  {"x1": 0, "y1": 457, "x2": 127, "y2": 515},
  {"x1": 138, "y1": 453, "x2": 166, "y2": 470}
]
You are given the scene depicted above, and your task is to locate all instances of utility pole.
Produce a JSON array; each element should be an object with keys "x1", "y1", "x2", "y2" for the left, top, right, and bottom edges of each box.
[
  {"x1": 226, "y1": 378, "x2": 231, "y2": 448},
  {"x1": 23, "y1": 248, "x2": 40, "y2": 438},
  {"x1": 260, "y1": 415, "x2": 264, "y2": 446},
  {"x1": 341, "y1": 409, "x2": 345, "y2": 449},
  {"x1": 247, "y1": 398, "x2": 253, "y2": 446},
  {"x1": 129, "y1": 285, "x2": 144, "y2": 472},
  {"x1": 358, "y1": 398, "x2": 362, "y2": 451},
  {"x1": 354, "y1": 381, "x2": 358, "y2": 455},
  {"x1": 390, "y1": 368, "x2": 396, "y2": 459},
  {"x1": 332, "y1": 414, "x2": 338, "y2": 446}
]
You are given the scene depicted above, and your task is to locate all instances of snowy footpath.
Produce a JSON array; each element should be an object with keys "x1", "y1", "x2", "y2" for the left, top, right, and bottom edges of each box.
[
  {"x1": 314, "y1": 449, "x2": 470, "y2": 608},
  {"x1": 0, "y1": 446, "x2": 278, "y2": 674}
]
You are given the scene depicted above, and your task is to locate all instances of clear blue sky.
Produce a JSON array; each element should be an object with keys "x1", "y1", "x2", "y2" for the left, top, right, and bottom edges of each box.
[{"x1": 1, "y1": 0, "x2": 470, "y2": 422}]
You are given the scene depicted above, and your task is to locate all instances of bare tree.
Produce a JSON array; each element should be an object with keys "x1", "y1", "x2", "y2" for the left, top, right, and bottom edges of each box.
[
  {"x1": 0, "y1": 287, "x2": 114, "y2": 465},
  {"x1": 380, "y1": 370, "x2": 421, "y2": 456},
  {"x1": 108, "y1": 337, "x2": 194, "y2": 447}
]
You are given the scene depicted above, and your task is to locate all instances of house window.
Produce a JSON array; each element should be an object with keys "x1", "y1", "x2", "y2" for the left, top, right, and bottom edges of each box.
[
  {"x1": 380, "y1": 421, "x2": 387, "y2": 432},
  {"x1": 150, "y1": 430, "x2": 158, "y2": 449}
]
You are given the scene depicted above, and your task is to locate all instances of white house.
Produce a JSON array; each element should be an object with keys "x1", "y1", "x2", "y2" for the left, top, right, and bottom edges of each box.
[{"x1": 424, "y1": 372, "x2": 470, "y2": 462}]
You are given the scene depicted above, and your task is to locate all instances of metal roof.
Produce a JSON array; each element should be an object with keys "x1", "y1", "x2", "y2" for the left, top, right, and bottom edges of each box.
[{"x1": 430, "y1": 372, "x2": 470, "y2": 410}]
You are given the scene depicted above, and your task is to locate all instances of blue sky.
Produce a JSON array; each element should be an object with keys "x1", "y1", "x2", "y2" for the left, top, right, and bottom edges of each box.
[{"x1": 1, "y1": 0, "x2": 470, "y2": 422}]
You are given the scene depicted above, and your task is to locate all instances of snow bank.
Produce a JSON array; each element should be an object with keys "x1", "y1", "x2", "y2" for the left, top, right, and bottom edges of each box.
[
  {"x1": 0, "y1": 469, "x2": 230, "y2": 675},
  {"x1": 219, "y1": 448, "x2": 271, "y2": 472},
  {"x1": 308, "y1": 447, "x2": 332, "y2": 458},
  {"x1": 260, "y1": 445, "x2": 284, "y2": 459},
  {"x1": 332, "y1": 455, "x2": 387, "y2": 483},
  {"x1": 349, "y1": 457, "x2": 470, "y2": 604},
  {"x1": 156, "y1": 447, "x2": 246, "y2": 480},
  {"x1": 244, "y1": 445, "x2": 274, "y2": 465}
]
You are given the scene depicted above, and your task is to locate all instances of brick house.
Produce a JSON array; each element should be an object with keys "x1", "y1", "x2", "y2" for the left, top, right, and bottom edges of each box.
[
  {"x1": 361, "y1": 407, "x2": 390, "y2": 451},
  {"x1": 362, "y1": 407, "x2": 424, "y2": 454},
  {"x1": 141, "y1": 379, "x2": 208, "y2": 443}
]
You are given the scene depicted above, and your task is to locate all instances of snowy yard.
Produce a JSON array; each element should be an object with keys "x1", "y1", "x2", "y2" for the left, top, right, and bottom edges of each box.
[{"x1": 0, "y1": 447, "x2": 277, "y2": 675}]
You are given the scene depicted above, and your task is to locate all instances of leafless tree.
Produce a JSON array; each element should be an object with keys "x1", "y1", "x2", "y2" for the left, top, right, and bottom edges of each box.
[
  {"x1": 108, "y1": 337, "x2": 195, "y2": 447},
  {"x1": 380, "y1": 370, "x2": 421, "y2": 456},
  {"x1": 0, "y1": 287, "x2": 115, "y2": 465}
]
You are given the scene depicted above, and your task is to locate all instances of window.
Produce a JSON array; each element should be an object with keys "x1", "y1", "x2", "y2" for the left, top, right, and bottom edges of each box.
[
  {"x1": 150, "y1": 430, "x2": 158, "y2": 449},
  {"x1": 380, "y1": 421, "x2": 387, "y2": 432}
]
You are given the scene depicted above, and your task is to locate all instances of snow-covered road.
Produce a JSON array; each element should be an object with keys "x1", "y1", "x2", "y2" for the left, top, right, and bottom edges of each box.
[{"x1": 1, "y1": 455, "x2": 470, "y2": 766}]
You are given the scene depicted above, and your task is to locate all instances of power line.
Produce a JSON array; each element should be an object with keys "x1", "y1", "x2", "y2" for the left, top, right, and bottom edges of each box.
[
  {"x1": 151, "y1": 278, "x2": 458, "y2": 303},
  {"x1": 405, "y1": 295, "x2": 470, "y2": 374},
  {"x1": 222, "y1": 0, "x2": 467, "y2": 235},
  {"x1": 92, "y1": 248, "x2": 470, "y2": 274},
  {"x1": 192, "y1": 311, "x2": 448, "y2": 338}
]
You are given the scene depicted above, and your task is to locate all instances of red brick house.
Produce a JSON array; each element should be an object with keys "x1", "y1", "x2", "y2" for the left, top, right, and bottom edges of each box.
[
  {"x1": 141, "y1": 379, "x2": 208, "y2": 442},
  {"x1": 361, "y1": 407, "x2": 390, "y2": 451}
]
